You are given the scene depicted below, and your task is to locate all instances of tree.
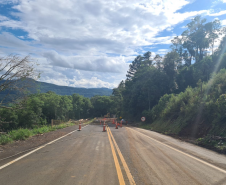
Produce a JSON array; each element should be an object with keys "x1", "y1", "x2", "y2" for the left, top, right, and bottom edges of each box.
[
  {"x1": 154, "y1": 54, "x2": 163, "y2": 70},
  {"x1": 0, "y1": 55, "x2": 40, "y2": 109},
  {"x1": 143, "y1": 51, "x2": 153, "y2": 66},
  {"x1": 58, "y1": 95, "x2": 73, "y2": 120},
  {"x1": 182, "y1": 16, "x2": 209, "y2": 62},
  {"x1": 82, "y1": 98, "x2": 92, "y2": 118},
  {"x1": 171, "y1": 16, "x2": 222, "y2": 65},
  {"x1": 90, "y1": 96, "x2": 113, "y2": 117},
  {"x1": 126, "y1": 55, "x2": 143, "y2": 80},
  {"x1": 215, "y1": 30, "x2": 226, "y2": 58},
  {"x1": 40, "y1": 91, "x2": 60, "y2": 122},
  {"x1": 112, "y1": 80, "x2": 125, "y2": 117},
  {"x1": 163, "y1": 51, "x2": 181, "y2": 91},
  {"x1": 205, "y1": 19, "x2": 221, "y2": 56}
]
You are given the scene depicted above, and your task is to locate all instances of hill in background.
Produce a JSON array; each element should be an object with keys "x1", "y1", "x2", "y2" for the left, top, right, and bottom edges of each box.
[
  {"x1": 0, "y1": 80, "x2": 113, "y2": 104},
  {"x1": 35, "y1": 81, "x2": 112, "y2": 97}
]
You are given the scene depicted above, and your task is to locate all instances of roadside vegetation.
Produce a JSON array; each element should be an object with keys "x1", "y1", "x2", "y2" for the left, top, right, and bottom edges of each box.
[
  {"x1": 0, "y1": 119, "x2": 95, "y2": 145},
  {"x1": 111, "y1": 16, "x2": 226, "y2": 153},
  {"x1": 0, "y1": 91, "x2": 113, "y2": 132}
]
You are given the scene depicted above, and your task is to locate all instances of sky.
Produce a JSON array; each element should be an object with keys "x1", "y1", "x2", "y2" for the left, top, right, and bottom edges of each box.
[{"x1": 1, "y1": 0, "x2": 226, "y2": 89}]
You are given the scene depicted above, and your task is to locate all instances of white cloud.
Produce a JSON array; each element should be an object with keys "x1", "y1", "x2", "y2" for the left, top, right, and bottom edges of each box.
[
  {"x1": 208, "y1": 10, "x2": 226, "y2": 16},
  {"x1": 0, "y1": 0, "x2": 205, "y2": 54},
  {"x1": 0, "y1": 15, "x2": 9, "y2": 21},
  {"x1": 70, "y1": 77, "x2": 116, "y2": 88},
  {"x1": 42, "y1": 50, "x2": 130, "y2": 73},
  {"x1": 0, "y1": 0, "x2": 19, "y2": 4},
  {"x1": 38, "y1": 65, "x2": 121, "y2": 88},
  {"x1": 222, "y1": 19, "x2": 226, "y2": 26},
  {"x1": 157, "y1": 49, "x2": 170, "y2": 54},
  {"x1": 0, "y1": 0, "x2": 209, "y2": 88}
]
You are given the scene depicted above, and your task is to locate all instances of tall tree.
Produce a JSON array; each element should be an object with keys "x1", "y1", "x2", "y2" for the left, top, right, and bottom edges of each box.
[
  {"x1": 163, "y1": 50, "x2": 181, "y2": 91},
  {"x1": 126, "y1": 55, "x2": 143, "y2": 80},
  {"x1": 171, "y1": 16, "x2": 222, "y2": 65},
  {"x1": 72, "y1": 94, "x2": 84, "y2": 120}
]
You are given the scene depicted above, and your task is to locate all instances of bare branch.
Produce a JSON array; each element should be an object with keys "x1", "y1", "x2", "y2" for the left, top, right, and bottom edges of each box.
[{"x1": 0, "y1": 55, "x2": 40, "y2": 109}]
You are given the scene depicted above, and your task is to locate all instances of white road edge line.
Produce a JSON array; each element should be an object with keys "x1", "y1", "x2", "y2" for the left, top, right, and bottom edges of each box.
[
  {"x1": 0, "y1": 125, "x2": 89, "y2": 170},
  {"x1": 127, "y1": 127, "x2": 226, "y2": 174}
]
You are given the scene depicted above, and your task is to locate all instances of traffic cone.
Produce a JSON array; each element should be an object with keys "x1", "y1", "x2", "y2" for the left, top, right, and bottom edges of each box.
[
  {"x1": 103, "y1": 122, "x2": 106, "y2": 132},
  {"x1": 78, "y1": 122, "x2": 81, "y2": 131},
  {"x1": 115, "y1": 121, "x2": 118, "y2": 129}
]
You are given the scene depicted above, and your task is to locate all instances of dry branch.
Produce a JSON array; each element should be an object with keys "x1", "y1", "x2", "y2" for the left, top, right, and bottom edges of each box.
[{"x1": 0, "y1": 55, "x2": 40, "y2": 108}]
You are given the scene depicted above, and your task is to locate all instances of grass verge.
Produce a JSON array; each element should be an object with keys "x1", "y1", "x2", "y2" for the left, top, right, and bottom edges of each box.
[{"x1": 0, "y1": 119, "x2": 95, "y2": 145}]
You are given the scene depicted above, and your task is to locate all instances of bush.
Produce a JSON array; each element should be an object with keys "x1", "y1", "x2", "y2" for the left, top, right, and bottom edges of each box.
[
  {"x1": 0, "y1": 135, "x2": 13, "y2": 145},
  {"x1": 32, "y1": 126, "x2": 50, "y2": 134},
  {"x1": 9, "y1": 128, "x2": 32, "y2": 140}
]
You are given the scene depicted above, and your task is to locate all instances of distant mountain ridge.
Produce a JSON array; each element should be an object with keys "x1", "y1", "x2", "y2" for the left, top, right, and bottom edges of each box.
[
  {"x1": 0, "y1": 80, "x2": 113, "y2": 104},
  {"x1": 35, "y1": 81, "x2": 113, "y2": 97}
]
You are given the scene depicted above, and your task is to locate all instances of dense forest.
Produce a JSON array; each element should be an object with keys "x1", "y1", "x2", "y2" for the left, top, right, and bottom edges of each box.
[
  {"x1": 112, "y1": 16, "x2": 226, "y2": 144},
  {"x1": 0, "y1": 93, "x2": 115, "y2": 132}
]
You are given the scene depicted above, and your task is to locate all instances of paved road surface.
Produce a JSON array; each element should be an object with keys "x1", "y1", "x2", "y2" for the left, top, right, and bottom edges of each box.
[{"x1": 1, "y1": 123, "x2": 226, "y2": 185}]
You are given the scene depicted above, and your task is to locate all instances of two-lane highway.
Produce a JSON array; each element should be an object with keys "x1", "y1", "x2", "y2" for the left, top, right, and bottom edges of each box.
[
  {"x1": 0, "y1": 124, "x2": 118, "y2": 185},
  {"x1": 1, "y1": 123, "x2": 226, "y2": 185}
]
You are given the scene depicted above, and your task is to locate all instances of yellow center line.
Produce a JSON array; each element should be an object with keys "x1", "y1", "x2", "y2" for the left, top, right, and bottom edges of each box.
[
  {"x1": 107, "y1": 126, "x2": 136, "y2": 185},
  {"x1": 107, "y1": 125, "x2": 125, "y2": 185},
  {"x1": 127, "y1": 127, "x2": 226, "y2": 174}
]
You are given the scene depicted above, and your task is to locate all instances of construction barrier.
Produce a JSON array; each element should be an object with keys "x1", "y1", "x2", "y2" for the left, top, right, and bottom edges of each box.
[
  {"x1": 103, "y1": 122, "x2": 106, "y2": 132},
  {"x1": 115, "y1": 121, "x2": 118, "y2": 129},
  {"x1": 78, "y1": 122, "x2": 82, "y2": 131}
]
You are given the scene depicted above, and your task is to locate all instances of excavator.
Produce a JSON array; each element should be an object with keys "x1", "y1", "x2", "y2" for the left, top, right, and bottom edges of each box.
[{"x1": 104, "y1": 113, "x2": 110, "y2": 118}]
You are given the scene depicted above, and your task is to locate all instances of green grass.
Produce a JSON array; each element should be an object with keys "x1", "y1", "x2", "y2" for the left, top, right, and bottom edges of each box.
[
  {"x1": 0, "y1": 134, "x2": 13, "y2": 145},
  {"x1": 9, "y1": 129, "x2": 33, "y2": 140},
  {"x1": 32, "y1": 126, "x2": 51, "y2": 134},
  {"x1": 0, "y1": 119, "x2": 95, "y2": 145}
]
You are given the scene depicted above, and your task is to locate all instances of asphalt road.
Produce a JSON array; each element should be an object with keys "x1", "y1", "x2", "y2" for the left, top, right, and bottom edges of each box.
[{"x1": 1, "y1": 123, "x2": 226, "y2": 185}]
